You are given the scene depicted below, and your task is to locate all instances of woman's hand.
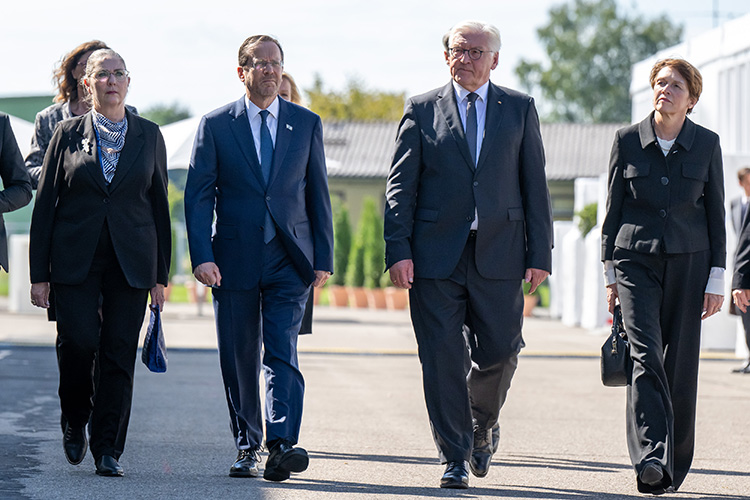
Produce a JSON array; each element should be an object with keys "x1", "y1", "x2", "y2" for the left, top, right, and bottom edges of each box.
[
  {"x1": 733, "y1": 289, "x2": 750, "y2": 314},
  {"x1": 150, "y1": 284, "x2": 166, "y2": 311},
  {"x1": 606, "y1": 283, "x2": 619, "y2": 314},
  {"x1": 30, "y1": 282, "x2": 51, "y2": 308},
  {"x1": 702, "y1": 293, "x2": 723, "y2": 319}
]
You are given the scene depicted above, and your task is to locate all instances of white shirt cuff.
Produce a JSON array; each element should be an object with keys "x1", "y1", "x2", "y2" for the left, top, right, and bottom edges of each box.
[
  {"x1": 705, "y1": 267, "x2": 724, "y2": 295},
  {"x1": 603, "y1": 260, "x2": 616, "y2": 287}
]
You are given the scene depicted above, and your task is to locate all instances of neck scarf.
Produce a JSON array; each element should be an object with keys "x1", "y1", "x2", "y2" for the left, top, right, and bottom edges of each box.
[{"x1": 93, "y1": 110, "x2": 127, "y2": 184}]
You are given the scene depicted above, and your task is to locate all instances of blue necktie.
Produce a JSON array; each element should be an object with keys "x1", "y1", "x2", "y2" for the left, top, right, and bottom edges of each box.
[
  {"x1": 466, "y1": 92, "x2": 478, "y2": 166},
  {"x1": 260, "y1": 110, "x2": 276, "y2": 243}
]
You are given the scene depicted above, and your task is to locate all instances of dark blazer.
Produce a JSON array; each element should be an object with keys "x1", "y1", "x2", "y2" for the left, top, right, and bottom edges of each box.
[
  {"x1": 29, "y1": 110, "x2": 171, "y2": 289},
  {"x1": 733, "y1": 203, "x2": 750, "y2": 289},
  {"x1": 0, "y1": 113, "x2": 33, "y2": 271},
  {"x1": 384, "y1": 81, "x2": 553, "y2": 279},
  {"x1": 601, "y1": 113, "x2": 725, "y2": 268},
  {"x1": 730, "y1": 196, "x2": 745, "y2": 235},
  {"x1": 184, "y1": 97, "x2": 333, "y2": 290}
]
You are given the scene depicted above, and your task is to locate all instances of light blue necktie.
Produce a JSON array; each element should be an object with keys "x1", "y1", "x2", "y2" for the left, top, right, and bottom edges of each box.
[
  {"x1": 466, "y1": 92, "x2": 478, "y2": 166},
  {"x1": 260, "y1": 110, "x2": 276, "y2": 243}
]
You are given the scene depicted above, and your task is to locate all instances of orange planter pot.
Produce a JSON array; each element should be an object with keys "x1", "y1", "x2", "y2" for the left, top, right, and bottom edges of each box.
[
  {"x1": 384, "y1": 287, "x2": 409, "y2": 310},
  {"x1": 523, "y1": 294, "x2": 539, "y2": 317},
  {"x1": 346, "y1": 287, "x2": 369, "y2": 308},
  {"x1": 365, "y1": 288, "x2": 387, "y2": 309},
  {"x1": 327, "y1": 285, "x2": 349, "y2": 307}
]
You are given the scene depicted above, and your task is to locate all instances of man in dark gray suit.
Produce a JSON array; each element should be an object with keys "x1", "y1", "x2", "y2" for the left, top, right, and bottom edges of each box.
[
  {"x1": 0, "y1": 112, "x2": 32, "y2": 273},
  {"x1": 730, "y1": 167, "x2": 750, "y2": 373},
  {"x1": 384, "y1": 20, "x2": 553, "y2": 489}
]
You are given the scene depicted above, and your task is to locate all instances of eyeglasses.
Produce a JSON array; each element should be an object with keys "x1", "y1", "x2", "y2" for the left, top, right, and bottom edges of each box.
[
  {"x1": 250, "y1": 59, "x2": 283, "y2": 71},
  {"x1": 92, "y1": 69, "x2": 129, "y2": 82},
  {"x1": 448, "y1": 47, "x2": 492, "y2": 61}
]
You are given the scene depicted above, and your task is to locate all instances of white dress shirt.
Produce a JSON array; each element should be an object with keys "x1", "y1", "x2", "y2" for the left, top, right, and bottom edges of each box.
[{"x1": 244, "y1": 95, "x2": 279, "y2": 163}]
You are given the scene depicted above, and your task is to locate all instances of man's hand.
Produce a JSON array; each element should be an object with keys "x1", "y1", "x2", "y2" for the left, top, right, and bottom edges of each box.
[
  {"x1": 389, "y1": 259, "x2": 414, "y2": 289},
  {"x1": 524, "y1": 268, "x2": 549, "y2": 295},
  {"x1": 313, "y1": 270, "x2": 331, "y2": 288},
  {"x1": 30, "y1": 282, "x2": 50, "y2": 308},
  {"x1": 150, "y1": 284, "x2": 166, "y2": 311},
  {"x1": 194, "y1": 262, "x2": 222, "y2": 287},
  {"x1": 702, "y1": 293, "x2": 724, "y2": 319},
  {"x1": 733, "y1": 289, "x2": 750, "y2": 314},
  {"x1": 606, "y1": 283, "x2": 619, "y2": 315}
]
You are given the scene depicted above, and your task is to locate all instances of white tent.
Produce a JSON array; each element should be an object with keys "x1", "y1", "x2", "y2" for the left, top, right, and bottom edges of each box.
[{"x1": 7, "y1": 115, "x2": 34, "y2": 159}]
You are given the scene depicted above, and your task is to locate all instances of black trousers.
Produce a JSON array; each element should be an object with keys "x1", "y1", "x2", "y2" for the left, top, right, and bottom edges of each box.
[
  {"x1": 54, "y1": 223, "x2": 148, "y2": 460},
  {"x1": 409, "y1": 234, "x2": 522, "y2": 463},
  {"x1": 740, "y1": 309, "x2": 750, "y2": 357},
  {"x1": 613, "y1": 248, "x2": 709, "y2": 493}
]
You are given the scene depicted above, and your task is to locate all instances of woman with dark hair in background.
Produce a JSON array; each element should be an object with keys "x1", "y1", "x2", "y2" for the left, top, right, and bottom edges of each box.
[{"x1": 601, "y1": 58, "x2": 725, "y2": 495}]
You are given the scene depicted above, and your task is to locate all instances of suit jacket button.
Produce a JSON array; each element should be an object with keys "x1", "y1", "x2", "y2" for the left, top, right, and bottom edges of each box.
[
  {"x1": 661, "y1": 177, "x2": 669, "y2": 185},
  {"x1": 466, "y1": 216, "x2": 472, "y2": 221},
  {"x1": 659, "y1": 209, "x2": 667, "y2": 218},
  {"x1": 266, "y1": 196, "x2": 271, "y2": 201},
  {"x1": 103, "y1": 198, "x2": 110, "y2": 204},
  {"x1": 473, "y1": 181, "x2": 479, "y2": 186}
]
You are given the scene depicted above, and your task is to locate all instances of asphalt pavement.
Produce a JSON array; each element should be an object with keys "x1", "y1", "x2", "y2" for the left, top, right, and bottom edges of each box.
[{"x1": 1, "y1": 300, "x2": 749, "y2": 499}]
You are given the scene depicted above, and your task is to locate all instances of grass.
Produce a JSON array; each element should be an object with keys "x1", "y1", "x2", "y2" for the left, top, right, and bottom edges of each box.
[{"x1": 0, "y1": 272, "x2": 7, "y2": 296}]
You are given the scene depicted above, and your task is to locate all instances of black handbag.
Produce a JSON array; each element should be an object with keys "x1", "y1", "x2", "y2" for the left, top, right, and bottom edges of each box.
[
  {"x1": 142, "y1": 305, "x2": 167, "y2": 373},
  {"x1": 601, "y1": 304, "x2": 630, "y2": 386}
]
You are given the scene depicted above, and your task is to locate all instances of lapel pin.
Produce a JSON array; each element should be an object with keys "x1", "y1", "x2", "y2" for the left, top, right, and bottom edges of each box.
[
  {"x1": 286, "y1": 124, "x2": 293, "y2": 131},
  {"x1": 81, "y1": 137, "x2": 91, "y2": 154},
  {"x1": 498, "y1": 100, "x2": 502, "y2": 104}
]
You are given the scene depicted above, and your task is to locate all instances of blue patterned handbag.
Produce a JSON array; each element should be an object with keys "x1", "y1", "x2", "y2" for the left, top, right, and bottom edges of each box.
[{"x1": 142, "y1": 305, "x2": 167, "y2": 373}]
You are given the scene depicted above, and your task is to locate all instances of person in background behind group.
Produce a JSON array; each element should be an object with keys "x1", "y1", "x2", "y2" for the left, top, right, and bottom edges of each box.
[
  {"x1": 25, "y1": 40, "x2": 137, "y2": 188},
  {"x1": 184, "y1": 35, "x2": 333, "y2": 482},
  {"x1": 0, "y1": 112, "x2": 33, "y2": 273},
  {"x1": 601, "y1": 58, "x2": 724, "y2": 495},
  {"x1": 384, "y1": 20, "x2": 553, "y2": 489},
  {"x1": 729, "y1": 167, "x2": 750, "y2": 373},
  {"x1": 279, "y1": 71, "x2": 314, "y2": 335},
  {"x1": 29, "y1": 49, "x2": 171, "y2": 477}
]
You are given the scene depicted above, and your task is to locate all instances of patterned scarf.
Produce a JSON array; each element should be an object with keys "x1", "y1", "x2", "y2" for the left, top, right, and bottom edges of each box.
[{"x1": 92, "y1": 110, "x2": 128, "y2": 184}]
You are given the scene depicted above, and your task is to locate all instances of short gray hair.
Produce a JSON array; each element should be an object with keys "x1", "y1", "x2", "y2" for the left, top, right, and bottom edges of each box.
[
  {"x1": 85, "y1": 48, "x2": 127, "y2": 78},
  {"x1": 444, "y1": 20, "x2": 501, "y2": 53}
]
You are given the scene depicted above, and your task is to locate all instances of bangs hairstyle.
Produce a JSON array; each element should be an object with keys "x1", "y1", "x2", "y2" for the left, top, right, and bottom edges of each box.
[
  {"x1": 445, "y1": 20, "x2": 501, "y2": 53},
  {"x1": 649, "y1": 58, "x2": 703, "y2": 114},
  {"x1": 53, "y1": 40, "x2": 109, "y2": 103},
  {"x1": 238, "y1": 35, "x2": 284, "y2": 68}
]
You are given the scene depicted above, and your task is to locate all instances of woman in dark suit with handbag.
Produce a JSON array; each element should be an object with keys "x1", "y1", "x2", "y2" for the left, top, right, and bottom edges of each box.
[
  {"x1": 601, "y1": 58, "x2": 725, "y2": 495},
  {"x1": 29, "y1": 49, "x2": 171, "y2": 477}
]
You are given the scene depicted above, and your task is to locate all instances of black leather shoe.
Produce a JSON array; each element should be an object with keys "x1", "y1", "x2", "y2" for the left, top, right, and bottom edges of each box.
[
  {"x1": 229, "y1": 448, "x2": 261, "y2": 477},
  {"x1": 731, "y1": 361, "x2": 750, "y2": 374},
  {"x1": 440, "y1": 461, "x2": 469, "y2": 489},
  {"x1": 62, "y1": 423, "x2": 87, "y2": 465},
  {"x1": 95, "y1": 455, "x2": 124, "y2": 476},
  {"x1": 470, "y1": 426, "x2": 493, "y2": 477},
  {"x1": 263, "y1": 440, "x2": 309, "y2": 482},
  {"x1": 639, "y1": 462, "x2": 664, "y2": 486},
  {"x1": 491, "y1": 423, "x2": 500, "y2": 454}
]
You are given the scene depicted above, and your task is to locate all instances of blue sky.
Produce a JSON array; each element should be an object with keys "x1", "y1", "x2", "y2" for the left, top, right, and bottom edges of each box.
[{"x1": 3, "y1": 0, "x2": 748, "y2": 117}]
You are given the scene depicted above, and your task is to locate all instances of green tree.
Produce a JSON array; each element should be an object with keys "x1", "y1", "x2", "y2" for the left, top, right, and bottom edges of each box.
[
  {"x1": 360, "y1": 198, "x2": 385, "y2": 289},
  {"x1": 515, "y1": 0, "x2": 682, "y2": 123},
  {"x1": 576, "y1": 202, "x2": 598, "y2": 237},
  {"x1": 306, "y1": 75, "x2": 406, "y2": 121},
  {"x1": 331, "y1": 197, "x2": 352, "y2": 286},
  {"x1": 141, "y1": 102, "x2": 191, "y2": 126}
]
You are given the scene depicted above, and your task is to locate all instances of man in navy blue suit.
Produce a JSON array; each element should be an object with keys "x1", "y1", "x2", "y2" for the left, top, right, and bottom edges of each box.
[{"x1": 184, "y1": 34, "x2": 333, "y2": 482}]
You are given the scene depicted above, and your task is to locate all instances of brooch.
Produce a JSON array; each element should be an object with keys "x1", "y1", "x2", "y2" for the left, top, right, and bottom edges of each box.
[{"x1": 81, "y1": 137, "x2": 92, "y2": 154}]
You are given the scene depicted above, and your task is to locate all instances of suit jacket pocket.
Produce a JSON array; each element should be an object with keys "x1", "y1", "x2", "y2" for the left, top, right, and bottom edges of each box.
[
  {"x1": 415, "y1": 208, "x2": 438, "y2": 222},
  {"x1": 623, "y1": 163, "x2": 650, "y2": 179},
  {"x1": 682, "y1": 162, "x2": 708, "y2": 182}
]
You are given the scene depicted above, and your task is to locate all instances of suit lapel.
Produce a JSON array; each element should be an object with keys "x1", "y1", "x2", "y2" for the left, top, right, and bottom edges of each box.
[
  {"x1": 476, "y1": 83, "x2": 507, "y2": 173},
  {"x1": 436, "y1": 82, "x2": 474, "y2": 171},
  {"x1": 228, "y1": 98, "x2": 266, "y2": 188},
  {"x1": 108, "y1": 110, "x2": 144, "y2": 192},
  {"x1": 77, "y1": 114, "x2": 108, "y2": 194},
  {"x1": 267, "y1": 99, "x2": 296, "y2": 187}
]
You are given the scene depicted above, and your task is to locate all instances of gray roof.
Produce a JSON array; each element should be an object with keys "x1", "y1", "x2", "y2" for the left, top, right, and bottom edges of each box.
[{"x1": 323, "y1": 120, "x2": 625, "y2": 181}]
